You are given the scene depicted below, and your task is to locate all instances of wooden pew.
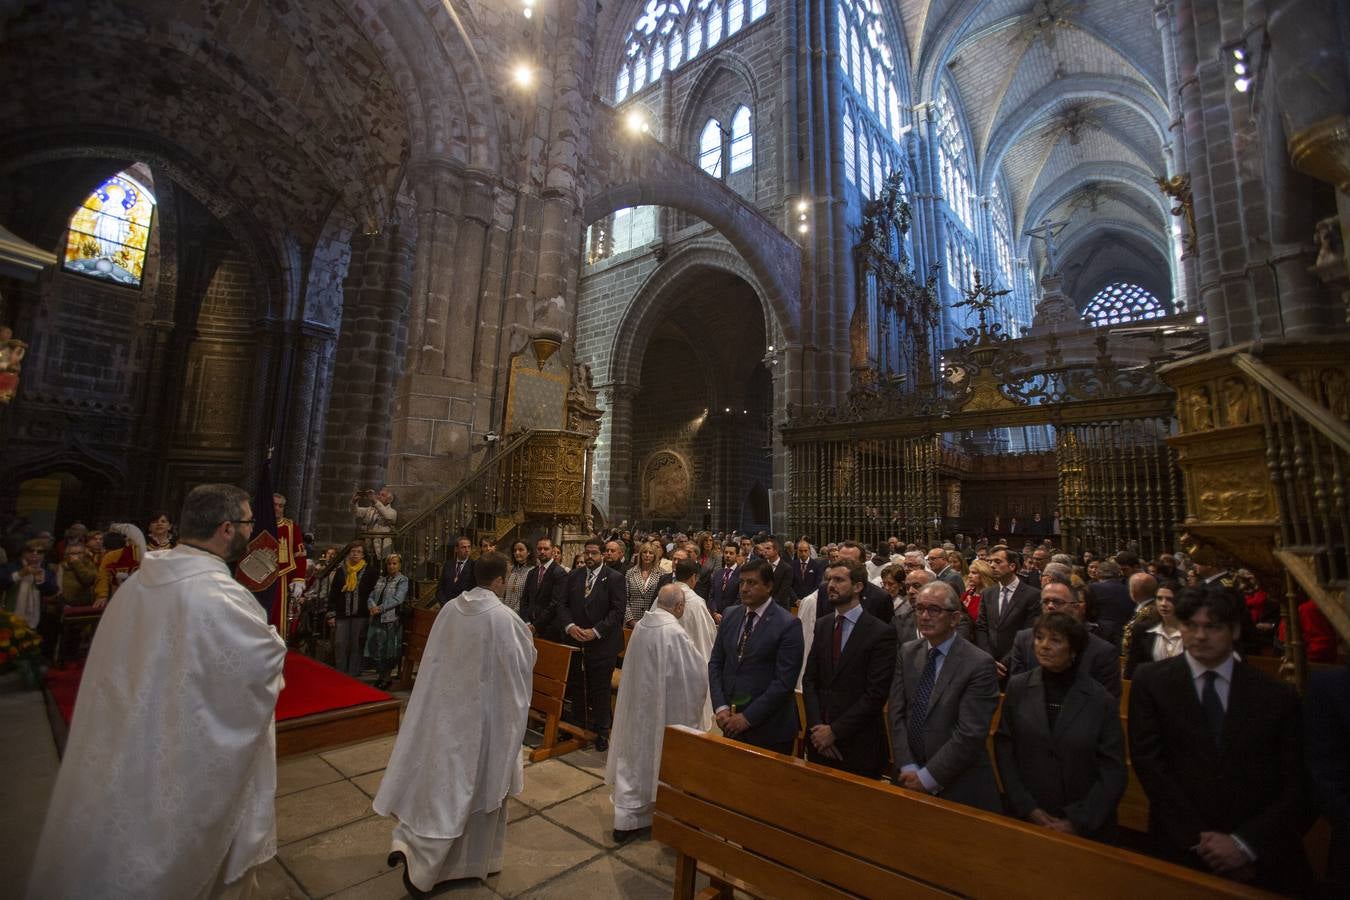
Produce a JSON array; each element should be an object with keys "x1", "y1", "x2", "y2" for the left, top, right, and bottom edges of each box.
[
  {"x1": 395, "y1": 605, "x2": 438, "y2": 690},
  {"x1": 654, "y1": 727, "x2": 1274, "y2": 900},
  {"x1": 528, "y1": 638, "x2": 593, "y2": 762}
]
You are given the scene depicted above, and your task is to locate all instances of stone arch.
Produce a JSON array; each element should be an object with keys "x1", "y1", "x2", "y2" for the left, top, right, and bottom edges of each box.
[
  {"x1": 1019, "y1": 162, "x2": 1169, "y2": 253},
  {"x1": 607, "y1": 241, "x2": 776, "y2": 389},
  {"x1": 677, "y1": 52, "x2": 763, "y2": 152},
  {"x1": 345, "y1": 0, "x2": 499, "y2": 172}
]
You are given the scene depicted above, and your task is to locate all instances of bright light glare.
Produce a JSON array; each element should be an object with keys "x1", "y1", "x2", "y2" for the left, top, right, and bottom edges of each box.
[
  {"x1": 796, "y1": 200, "x2": 809, "y2": 213},
  {"x1": 625, "y1": 110, "x2": 648, "y2": 133},
  {"x1": 1235, "y1": 77, "x2": 1250, "y2": 92},
  {"x1": 1234, "y1": 62, "x2": 1247, "y2": 75},
  {"x1": 512, "y1": 64, "x2": 534, "y2": 87}
]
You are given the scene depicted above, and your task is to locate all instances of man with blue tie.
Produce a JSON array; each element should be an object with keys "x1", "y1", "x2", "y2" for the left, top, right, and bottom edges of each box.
[
  {"x1": 707, "y1": 541, "x2": 740, "y2": 622},
  {"x1": 709, "y1": 558, "x2": 803, "y2": 754},
  {"x1": 888, "y1": 581, "x2": 1000, "y2": 811}
]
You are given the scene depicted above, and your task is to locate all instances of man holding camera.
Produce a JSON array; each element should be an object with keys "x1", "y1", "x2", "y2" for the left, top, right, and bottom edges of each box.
[{"x1": 352, "y1": 486, "x2": 397, "y2": 559}]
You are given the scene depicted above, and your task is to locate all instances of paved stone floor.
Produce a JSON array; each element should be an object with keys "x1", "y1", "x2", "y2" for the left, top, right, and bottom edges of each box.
[{"x1": 7, "y1": 678, "x2": 682, "y2": 899}]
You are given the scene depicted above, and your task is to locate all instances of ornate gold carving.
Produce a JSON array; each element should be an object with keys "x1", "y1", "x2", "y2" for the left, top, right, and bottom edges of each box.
[
  {"x1": 1155, "y1": 173, "x2": 1197, "y2": 255},
  {"x1": 565, "y1": 362, "x2": 604, "y2": 438},
  {"x1": 1288, "y1": 113, "x2": 1350, "y2": 192},
  {"x1": 1180, "y1": 384, "x2": 1213, "y2": 432},
  {"x1": 1219, "y1": 376, "x2": 1256, "y2": 427},
  {"x1": 1193, "y1": 459, "x2": 1275, "y2": 522}
]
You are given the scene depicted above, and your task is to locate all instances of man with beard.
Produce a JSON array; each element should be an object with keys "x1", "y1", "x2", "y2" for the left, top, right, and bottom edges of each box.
[
  {"x1": 30, "y1": 484, "x2": 287, "y2": 900},
  {"x1": 561, "y1": 536, "x2": 626, "y2": 750},
  {"x1": 802, "y1": 560, "x2": 896, "y2": 778}
]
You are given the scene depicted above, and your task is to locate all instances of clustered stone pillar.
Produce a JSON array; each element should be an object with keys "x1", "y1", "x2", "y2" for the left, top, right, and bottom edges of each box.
[
  {"x1": 314, "y1": 224, "x2": 415, "y2": 542},
  {"x1": 599, "y1": 382, "x2": 638, "y2": 523},
  {"x1": 281, "y1": 322, "x2": 337, "y2": 530}
]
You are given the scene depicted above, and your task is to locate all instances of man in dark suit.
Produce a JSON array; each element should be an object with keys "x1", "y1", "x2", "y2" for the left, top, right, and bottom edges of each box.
[
  {"x1": 1005, "y1": 581, "x2": 1121, "y2": 697},
  {"x1": 709, "y1": 558, "x2": 804, "y2": 754},
  {"x1": 755, "y1": 537, "x2": 794, "y2": 609},
  {"x1": 1088, "y1": 558, "x2": 1134, "y2": 638},
  {"x1": 706, "y1": 541, "x2": 740, "y2": 621},
  {"x1": 1305, "y1": 666, "x2": 1350, "y2": 897},
  {"x1": 790, "y1": 539, "x2": 825, "y2": 603},
  {"x1": 834, "y1": 541, "x2": 894, "y2": 624},
  {"x1": 974, "y1": 546, "x2": 1040, "y2": 668},
  {"x1": 926, "y1": 547, "x2": 965, "y2": 596},
  {"x1": 560, "y1": 536, "x2": 627, "y2": 751},
  {"x1": 1129, "y1": 585, "x2": 1309, "y2": 893},
  {"x1": 520, "y1": 535, "x2": 567, "y2": 640},
  {"x1": 802, "y1": 560, "x2": 897, "y2": 778},
  {"x1": 888, "y1": 581, "x2": 1001, "y2": 812},
  {"x1": 435, "y1": 536, "x2": 476, "y2": 604}
]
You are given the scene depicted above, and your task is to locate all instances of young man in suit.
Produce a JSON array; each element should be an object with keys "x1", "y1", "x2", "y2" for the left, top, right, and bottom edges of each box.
[
  {"x1": 755, "y1": 537, "x2": 795, "y2": 609},
  {"x1": 802, "y1": 560, "x2": 897, "y2": 778},
  {"x1": 520, "y1": 535, "x2": 567, "y2": 640},
  {"x1": 709, "y1": 558, "x2": 804, "y2": 754},
  {"x1": 790, "y1": 539, "x2": 825, "y2": 603},
  {"x1": 1129, "y1": 584, "x2": 1309, "y2": 893},
  {"x1": 974, "y1": 546, "x2": 1040, "y2": 666},
  {"x1": 706, "y1": 541, "x2": 740, "y2": 622},
  {"x1": 834, "y1": 541, "x2": 894, "y2": 624},
  {"x1": 435, "y1": 536, "x2": 476, "y2": 605},
  {"x1": 889, "y1": 581, "x2": 1001, "y2": 812},
  {"x1": 561, "y1": 536, "x2": 627, "y2": 751}
]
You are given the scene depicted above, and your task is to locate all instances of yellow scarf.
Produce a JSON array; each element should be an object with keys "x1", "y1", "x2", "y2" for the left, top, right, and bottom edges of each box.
[{"x1": 342, "y1": 559, "x2": 366, "y2": 592}]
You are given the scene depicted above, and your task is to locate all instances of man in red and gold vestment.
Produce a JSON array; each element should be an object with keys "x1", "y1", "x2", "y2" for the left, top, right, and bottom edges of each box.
[{"x1": 274, "y1": 492, "x2": 307, "y2": 639}]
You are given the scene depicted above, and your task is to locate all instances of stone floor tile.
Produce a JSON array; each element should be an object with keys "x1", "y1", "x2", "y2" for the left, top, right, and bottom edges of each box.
[
  {"x1": 561, "y1": 747, "x2": 607, "y2": 778},
  {"x1": 276, "y1": 780, "x2": 374, "y2": 846},
  {"x1": 319, "y1": 735, "x2": 398, "y2": 777},
  {"x1": 518, "y1": 854, "x2": 668, "y2": 899},
  {"x1": 278, "y1": 815, "x2": 395, "y2": 898},
  {"x1": 277, "y1": 755, "x2": 344, "y2": 797},
  {"x1": 351, "y1": 769, "x2": 384, "y2": 798},
  {"x1": 615, "y1": 838, "x2": 679, "y2": 883},
  {"x1": 2, "y1": 686, "x2": 59, "y2": 898},
  {"x1": 538, "y1": 786, "x2": 618, "y2": 849},
  {"x1": 507, "y1": 797, "x2": 533, "y2": 822},
  {"x1": 484, "y1": 814, "x2": 602, "y2": 897},
  {"x1": 253, "y1": 858, "x2": 308, "y2": 899},
  {"x1": 514, "y1": 758, "x2": 603, "y2": 810}
]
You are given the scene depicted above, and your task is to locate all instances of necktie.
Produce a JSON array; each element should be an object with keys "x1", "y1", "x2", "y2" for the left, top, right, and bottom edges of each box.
[
  {"x1": 999, "y1": 584, "x2": 1011, "y2": 619},
  {"x1": 585, "y1": 569, "x2": 598, "y2": 595},
  {"x1": 723, "y1": 568, "x2": 732, "y2": 592},
  {"x1": 801, "y1": 562, "x2": 808, "y2": 580},
  {"x1": 1201, "y1": 670, "x2": 1225, "y2": 744},
  {"x1": 737, "y1": 611, "x2": 758, "y2": 659},
  {"x1": 536, "y1": 564, "x2": 546, "y2": 594},
  {"x1": 455, "y1": 560, "x2": 465, "y2": 579},
  {"x1": 908, "y1": 647, "x2": 941, "y2": 765},
  {"x1": 832, "y1": 616, "x2": 844, "y2": 664}
]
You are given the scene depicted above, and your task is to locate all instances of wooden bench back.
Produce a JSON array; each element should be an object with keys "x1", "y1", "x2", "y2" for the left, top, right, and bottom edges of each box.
[
  {"x1": 654, "y1": 727, "x2": 1274, "y2": 900},
  {"x1": 531, "y1": 638, "x2": 574, "y2": 720}
]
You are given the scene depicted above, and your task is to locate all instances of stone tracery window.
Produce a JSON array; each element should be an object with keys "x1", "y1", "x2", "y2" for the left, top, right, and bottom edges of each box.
[
  {"x1": 1083, "y1": 282, "x2": 1167, "y2": 326},
  {"x1": 63, "y1": 169, "x2": 156, "y2": 287},
  {"x1": 729, "y1": 106, "x2": 753, "y2": 172},
  {"x1": 699, "y1": 118, "x2": 723, "y2": 176},
  {"x1": 837, "y1": 0, "x2": 904, "y2": 143},
  {"x1": 936, "y1": 83, "x2": 975, "y2": 231},
  {"x1": 990, "y1": 182, "x2": 1014, "y2": 286},
  {"x1": 614, "y1": 0, "x2": 768, "y2": 102}
]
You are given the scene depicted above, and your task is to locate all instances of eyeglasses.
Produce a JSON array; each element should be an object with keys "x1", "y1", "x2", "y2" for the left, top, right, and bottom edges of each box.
[
  {"x1": 1041, "y1": 598, "x2": 1082, "y2": 609},
  {"x1": 914, "y1": 604, "x2": 957, "y2": 616},
  {"x1": 228, "y1": 518, "x2": 256, "y2": 526}
]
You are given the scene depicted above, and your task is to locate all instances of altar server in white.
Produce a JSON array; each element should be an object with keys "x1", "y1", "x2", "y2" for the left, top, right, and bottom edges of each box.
[
  {"x1": 29, "y1": 484, "x2": 287, "y2": 900},
  {"x1": 607, "y1": 584, "x2": 709, "y2": 841},
  {"x1": 664, "y1": 557, "x2": 717, "y2": 729},
  {"x1": 375, "y1": 551, "x2": 536, "y2": 897}
]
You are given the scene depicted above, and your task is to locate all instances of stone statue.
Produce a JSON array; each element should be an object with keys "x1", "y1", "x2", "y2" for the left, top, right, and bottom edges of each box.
[
  {"x1": 565, "y1": 361, "x2": 604, "y2": 437},
  {"x1": 1155, "y1": 174, "x2": 1197, "y2": 256},
  {"x1": 1024, "y1": 217, "x2": 1070, "y2": 276},
  {"x1": 0, "y1": 325, "x2": 27, "y2": 405}
]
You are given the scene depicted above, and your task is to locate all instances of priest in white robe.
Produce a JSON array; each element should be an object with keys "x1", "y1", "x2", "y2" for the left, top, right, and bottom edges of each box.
[
  {"x1": 796, "y1": 585, "x2": 819, "y2": 689},
  {"x1": 374, "y1": 551, "x2": 536, "y2": 897},
  {"x1": 607, "y1": 584, "x2": 709, "y2": 841},
  {"x1": 662, "y1": 558, "x2": 717, "y2": 729},
  {"x1": 29, "y1": 484, "x2": 286, "y2": 900}
]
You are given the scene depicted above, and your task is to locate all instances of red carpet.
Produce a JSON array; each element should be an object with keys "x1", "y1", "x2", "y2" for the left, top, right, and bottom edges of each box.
[{"x1": 45, "y1": 651, "x2": 392, "y2": 727}]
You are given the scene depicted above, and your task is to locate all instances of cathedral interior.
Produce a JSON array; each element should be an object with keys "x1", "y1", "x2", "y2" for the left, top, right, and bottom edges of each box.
[{"x1": 3, "y1": 0, "x2": 1350, "y2": 896}]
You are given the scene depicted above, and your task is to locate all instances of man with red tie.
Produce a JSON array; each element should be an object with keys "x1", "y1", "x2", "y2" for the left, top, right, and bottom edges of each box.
[
  {"x1": 707, "y1": 541, "x2": 740, "y2": 623},
  {"x1": 802, "y1": 560, "x2": 897, "y2": 777}
]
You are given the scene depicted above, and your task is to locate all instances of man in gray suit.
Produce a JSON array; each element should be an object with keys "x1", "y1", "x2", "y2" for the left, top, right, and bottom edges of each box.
[
  {"x1": 926, "y1": 547, "x2": 965, "y2": 596},
  {"x1": 889, "y1": 581, "x2": 1001, "y2": 812}
]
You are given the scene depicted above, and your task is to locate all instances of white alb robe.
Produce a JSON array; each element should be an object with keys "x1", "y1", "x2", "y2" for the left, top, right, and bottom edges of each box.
[
  {"x1": 795, "y1": 587, "x2": 819, "y2": 688},
  {"x1": 657, "y1": 584, "x2": 717, "y2": 730},
  {"x1": 373, "y1": 587, "x2": 536, "y2": 889},
  {"x1": 28, "y1": 545, "x2": 287, "y2": 900},
  {"x1": 606, "y1": 607, "x2": 709, "y2": 831}
]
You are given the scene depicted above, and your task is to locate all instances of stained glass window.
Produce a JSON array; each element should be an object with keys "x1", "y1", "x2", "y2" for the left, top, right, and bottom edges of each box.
[
  {"x1": 1083, "y1": 282, "x2": 1167, "y2": 326},
  {"x1": 729, "y1": 106, "x2": 753, "y2": 172},
  {"x1": 63, "y1": 171, "x2": 156, "y2": 287}
]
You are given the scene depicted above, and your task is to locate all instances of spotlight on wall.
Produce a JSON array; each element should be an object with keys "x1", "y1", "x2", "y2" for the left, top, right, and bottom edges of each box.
[
  {"x1": 1234, "y1": 77, "x2": 1250, "y2": 92},
  {"x1": 512, "y1": 63, "x2": 535, "y2": 87},
  {"x1": 798, "y1": 223, "x2": 809, "y2": 234},
  {"x1": 1227, "y1": 42, "x2": 1251, "y2": 93},
  {"x1": 625, "y1": 110, "x2": 650, "y2": 134},
  {"x1": 1195, "y1": 314, "x2": 1206, "y2": 325},
  {"x1": 796, "y1": 199, "x2": 809, "y2": 213},
  {"x1": 522, "y1": 0, "x2": 534, "y2": 16}
]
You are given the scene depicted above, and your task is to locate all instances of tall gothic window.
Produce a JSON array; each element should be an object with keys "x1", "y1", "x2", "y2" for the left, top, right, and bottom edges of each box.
[
  {"x1": 699, "y1": 119, "x2": 723, "y2": 176},
  {"x1": 936, "y1": 83, "x2": 975, "y2": 231},
  {"x1": 1083, "y1": 282, "x2": 1167, "y2": 326},
  {"x1": 837, "y1": 0, "x2": 905, "y2": 143},
  {"x1": 729, "y1": 106, "x2": 753, "y2": 172},
  {"x1": 990, "y1": 182, "x2": 1014, "y2": 286},
  {"x1": 585, "y1": 206, "x2": 659, "y2": 265},
  {"x1": 63, "y1": 169, "x2": 156, "y2": 287},
  {"x1": 614, "y1": 0, "x2": 769, "y2": 101}
]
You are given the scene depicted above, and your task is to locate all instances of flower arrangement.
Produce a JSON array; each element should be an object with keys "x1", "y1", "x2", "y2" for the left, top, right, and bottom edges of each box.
[{"x1": 0, "y1": 609, "x2": 44, "y2": 688}]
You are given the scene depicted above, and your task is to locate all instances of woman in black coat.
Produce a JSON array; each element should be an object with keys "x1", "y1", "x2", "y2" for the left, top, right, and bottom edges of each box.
[{"x1": 995, "y1": 612, "x2": 1127, "y2": 842}]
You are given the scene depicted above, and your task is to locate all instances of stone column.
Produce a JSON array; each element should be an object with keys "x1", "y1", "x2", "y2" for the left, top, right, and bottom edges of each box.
[
  {"x1": 314, "y1": 224, "x2": 416, "y2": 542},
  {"x1": 598, "y1": 382, "x2": 639, "y2": 523},
  {"x1": 281, "y1": 321, "x2": 337, "y2": 529},
  {"x1": 1155, "y1": 1, "x2": 1197, "y2": 312}
]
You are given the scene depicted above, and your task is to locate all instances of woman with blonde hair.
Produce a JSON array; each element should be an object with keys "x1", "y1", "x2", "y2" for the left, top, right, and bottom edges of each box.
[
  {"x1": 963, "y1": 558, "x2": 995, "y2": 623},
  {"x1": 366, "y1": 552, "x2": 410, "y2": 689},
  {"x1": 624, "y1": 540, "x2": 664, "y2": 626},
  {"x1": 945, "y1": 550, "x2": 967, "y2": 578}
]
